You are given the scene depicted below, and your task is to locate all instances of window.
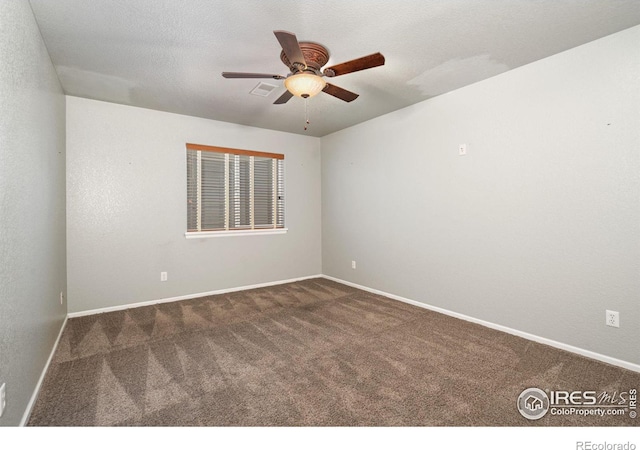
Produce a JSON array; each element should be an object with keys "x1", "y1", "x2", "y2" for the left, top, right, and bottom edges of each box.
[{"x1": 186, "y1": 143, "x2": 285, "y2": 236}]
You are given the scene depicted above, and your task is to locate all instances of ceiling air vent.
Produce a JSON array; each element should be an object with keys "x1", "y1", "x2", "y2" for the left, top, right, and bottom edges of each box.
[{"x1": 250, "y1": 82, "x2": 278, "y2": 97}]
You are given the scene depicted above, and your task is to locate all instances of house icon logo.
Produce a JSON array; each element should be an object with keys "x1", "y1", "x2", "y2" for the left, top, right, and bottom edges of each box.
[
  {"x1": 525, "y1": 395, "x2": 543, "y2": 411},
  {"x1": 517, "y1": 388, "x2": 550, "y2": 420}
]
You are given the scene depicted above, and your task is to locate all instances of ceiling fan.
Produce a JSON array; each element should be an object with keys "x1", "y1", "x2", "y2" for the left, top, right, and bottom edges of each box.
[{"x1": 222, "y1": 30, "x2": 385, "y2": 104}]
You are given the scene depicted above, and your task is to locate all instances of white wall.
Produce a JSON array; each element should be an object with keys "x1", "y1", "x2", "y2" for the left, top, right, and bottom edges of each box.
[
  {"x1": 0, "y1": 1, "x2": 67, "y2": 426},
  {"x1": 66, "y1": 97, "x2": 322, "y2": 313},
  {"x1": 322, "y1": 26, "x2": 640, "y2": 365}
]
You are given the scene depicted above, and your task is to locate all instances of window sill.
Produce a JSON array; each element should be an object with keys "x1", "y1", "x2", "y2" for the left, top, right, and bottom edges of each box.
[{"x1": 185, "y1": 228, "x2": 288, "y2": 239}]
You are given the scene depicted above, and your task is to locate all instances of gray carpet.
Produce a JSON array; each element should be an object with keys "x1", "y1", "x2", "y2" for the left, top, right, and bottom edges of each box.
[{"x1": 28, "y1": 278, "x2": 639, "y2": 426}]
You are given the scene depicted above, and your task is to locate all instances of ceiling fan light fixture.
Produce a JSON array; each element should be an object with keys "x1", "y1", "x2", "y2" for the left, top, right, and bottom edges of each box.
[{"x1": 284, "y1": 73, "x2": 326, "y2": 99}]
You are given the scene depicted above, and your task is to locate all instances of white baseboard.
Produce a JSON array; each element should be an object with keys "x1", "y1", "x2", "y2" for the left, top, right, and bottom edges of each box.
[
  {"x1": 322, "y1": 275, "x2": 640, "y2": 374},
  {"x1": 62, "y1": 272, "x2": 640, "y2": 374},
  {"x1": 67, "y1": 274, "x2": 324, "y2": 318},
  {"x1": 20, "y1": 314, "x2": 68, "y2": 426}
]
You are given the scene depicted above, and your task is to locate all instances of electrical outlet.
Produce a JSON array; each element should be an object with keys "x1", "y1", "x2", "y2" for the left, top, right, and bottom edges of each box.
[
  {"x1": 59, "y1": 291, "x2": 64, "y2": 305},
  {"x1": 0, "y1": 383, "x2": 6, "y2": 418},
  {"x1": 606, "y1": 310, "x2": 620, "y2": 328},
  {"x1": 459, "y1": 144, "x2": 467, "y2": 156},
  {"x1": 160, "y1": 272, "x2": 168, "y2": 282},
  {"x1": 351, "y1": 261, "x2": 356, "y2": 270}
]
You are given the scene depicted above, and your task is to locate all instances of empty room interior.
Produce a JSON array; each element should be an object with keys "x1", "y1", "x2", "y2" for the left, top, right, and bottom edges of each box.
[{"x1": 1, "y1": 0, "x2": 640, "y2": 430}]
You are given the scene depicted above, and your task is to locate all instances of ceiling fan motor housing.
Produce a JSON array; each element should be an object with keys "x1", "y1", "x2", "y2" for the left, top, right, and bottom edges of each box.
[{"x1": 280, "y1": 42, "x2": 330, "y2": 74}]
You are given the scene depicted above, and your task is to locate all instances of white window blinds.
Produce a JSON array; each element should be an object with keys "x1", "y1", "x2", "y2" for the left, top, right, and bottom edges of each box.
[{"x1": 186, "y1": 143, "x2": 285, "y2": 233}]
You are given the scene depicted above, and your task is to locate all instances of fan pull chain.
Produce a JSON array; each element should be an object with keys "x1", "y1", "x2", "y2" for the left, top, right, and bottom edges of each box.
[{"x1": 304, "y1": 97, "x2": 310, "y2": 131}]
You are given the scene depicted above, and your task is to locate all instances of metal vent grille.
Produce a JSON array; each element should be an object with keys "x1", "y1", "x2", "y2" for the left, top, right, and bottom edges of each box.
[{"x1": 250, "y1": 82, "x2": 278, "y2": 97}]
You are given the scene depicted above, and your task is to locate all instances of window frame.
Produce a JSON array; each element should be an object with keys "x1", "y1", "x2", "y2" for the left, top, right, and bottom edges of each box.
[{"x1": 184, "y1": 143, "x2": 287, "y2": 238}]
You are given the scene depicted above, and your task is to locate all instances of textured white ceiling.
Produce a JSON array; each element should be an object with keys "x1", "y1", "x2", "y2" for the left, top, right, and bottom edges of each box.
[{"x1": 29, "y1": 0, "x2": 640, "y2": 137}]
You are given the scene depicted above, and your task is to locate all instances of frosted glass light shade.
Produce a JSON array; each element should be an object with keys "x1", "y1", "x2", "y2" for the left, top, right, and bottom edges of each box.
[{"x1": 284, "y1": 73, "x2": 326, "y2": 98}]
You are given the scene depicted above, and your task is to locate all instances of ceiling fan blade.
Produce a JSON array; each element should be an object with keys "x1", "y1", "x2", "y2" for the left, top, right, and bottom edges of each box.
[
  {"x1": 324, "y1": 52, "x2": 385, "y2": 77},
  {"x1": 222, "y1": 72, "x2": 285, "y2": 79},
  {"x1": 273, "y1": 90, "x2": 294, "y2": 104},
  {"x1": 273, "y1": 30, "x2": 306, "y2": 68},
  {"x1": 322, "y1": 83, "x2": 359, "y2": 102}
]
